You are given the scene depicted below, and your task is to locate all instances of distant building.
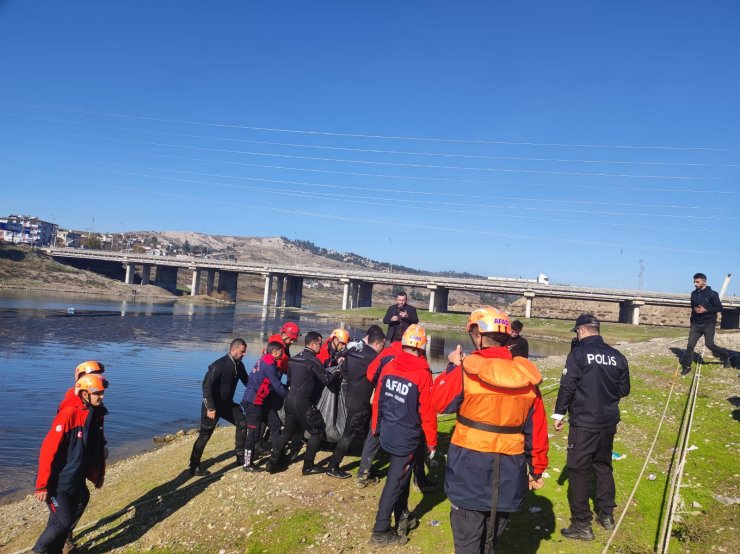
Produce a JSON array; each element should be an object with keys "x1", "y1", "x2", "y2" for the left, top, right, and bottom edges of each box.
[
  {"x1": 0, "y1": 214, "x2": 58, "y2": 246},
  {"x1": 57, "y1": 229, "x2": 83, "y2": 248}
]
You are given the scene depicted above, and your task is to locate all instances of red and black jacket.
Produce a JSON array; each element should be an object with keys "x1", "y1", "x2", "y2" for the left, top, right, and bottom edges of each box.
[
  {"x1": 36, "y1": 397, "x2": 106, "y2": 494},
  {"x1": 371, "y1": 350, "x2": 437, "y2": 456}
]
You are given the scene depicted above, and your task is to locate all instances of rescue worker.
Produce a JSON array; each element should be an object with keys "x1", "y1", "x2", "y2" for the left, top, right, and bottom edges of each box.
[
  {"x1": 357, "y1": 339, "x2": 437, "y2": 491},
  {"x1": 369, "y1": 324, "x2": 437, "y2": 547},
  {"x1": 268, "y1": 331, "x2": 340, "y2": 475},
  {"x1": 432, "y1": 307, "x2": 549, "y2": 553},
  {"x1": 681, "y1": 273, "x2": 732, "y2": 374},
  {"x1": 188, "y1": 338, "x2": 249, "y2": 476},
  {"x1": 382, "y1": 291, "x2": 419, "y2": 343},
  {"x1": 240, "y1": 341, "x2": 288, "y2": 472},
  {"x1": 57, "y1": 361, "x2": 106, "y2": 413},
  {"x1": 33, "y1": 374, "x2": 108, "y2": 554},
  {"x1": 553, "y1": 314, "x2": 630, "y2": 541},
  {"x1": 325, "y1": 325, "x2": 386, "y2": 479},
  {"x1": 506, "y1": 320, "x2": 529, "y2": 358},
  {"x1": 318, "y1": 328, "x2": 350, "y2": 367}
]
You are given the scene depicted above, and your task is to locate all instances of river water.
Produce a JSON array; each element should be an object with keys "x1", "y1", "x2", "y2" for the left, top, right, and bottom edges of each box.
[{"x1": 0, "y1": 291, "x2": 569, "y2": 501}]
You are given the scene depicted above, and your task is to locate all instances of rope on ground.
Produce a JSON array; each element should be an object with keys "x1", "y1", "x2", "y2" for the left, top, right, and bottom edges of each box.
[
  {"x1": 599, "y1": 360, "x2": 686, "y2": 554},
  {"x1": 656, "y1": 346, "x2": 704, "y2": 553}
]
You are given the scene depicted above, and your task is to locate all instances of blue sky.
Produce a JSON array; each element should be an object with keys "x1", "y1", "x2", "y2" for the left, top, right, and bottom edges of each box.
[{"x1": 1, "y1": 1, "x2": 738, "y2": 295}]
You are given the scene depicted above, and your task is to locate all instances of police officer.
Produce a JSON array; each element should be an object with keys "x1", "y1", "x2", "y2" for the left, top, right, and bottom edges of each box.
[
  {"x1": 681, "y1": 272, "x2": 732, "y2": 374},
  {"x1": 553, "y1": 314, "x2": 630, "y2": 541}
]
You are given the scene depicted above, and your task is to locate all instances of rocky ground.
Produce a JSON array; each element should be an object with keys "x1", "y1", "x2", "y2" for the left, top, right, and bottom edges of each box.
[{"x1": 2, "y1": 333, "x2": 738, "y2": 554}]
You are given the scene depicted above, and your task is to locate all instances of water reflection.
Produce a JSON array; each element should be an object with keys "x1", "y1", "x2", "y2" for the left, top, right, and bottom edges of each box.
[{"x1": 0, "y1": 291, "x2": 569, "y2": 502}]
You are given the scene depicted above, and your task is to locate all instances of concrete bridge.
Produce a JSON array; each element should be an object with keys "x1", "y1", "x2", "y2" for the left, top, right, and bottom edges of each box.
[{"x1": 44, "y1": 248, "x2": 740, "y2": 328}]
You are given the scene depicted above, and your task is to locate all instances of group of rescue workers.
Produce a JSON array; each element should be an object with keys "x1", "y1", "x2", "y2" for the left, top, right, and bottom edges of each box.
[{"x1": 32, "y1": 291, "x2": 632, "y2": 553}]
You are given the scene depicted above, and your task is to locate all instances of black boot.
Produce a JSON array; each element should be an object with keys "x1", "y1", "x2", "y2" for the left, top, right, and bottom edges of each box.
[
  {"x1": 681, "y1": 348, "x2": 694, "y2": 375},
  {"x1": 561, "y1": 520, "x2": 595, "y2": 541},
  {"x1": 242, "y1": 450, "x2": 262, "y2": 472}
]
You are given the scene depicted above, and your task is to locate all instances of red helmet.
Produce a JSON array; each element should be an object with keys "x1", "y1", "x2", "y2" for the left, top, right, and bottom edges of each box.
[
  {"x1": 280, "y1": 322, "x2": 300, "y2": 340},
  {"x1": 75, "y1": 374, "x2": 109, "y2": 396},
  {"x1": 75, "y1": 360, "x2": 105, "y2": 381}
]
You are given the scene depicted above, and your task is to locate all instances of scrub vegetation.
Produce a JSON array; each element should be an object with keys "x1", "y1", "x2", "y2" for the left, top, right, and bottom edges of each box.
[{"x1": 1, "y1": 334, "x2": 737, "y2": 553}]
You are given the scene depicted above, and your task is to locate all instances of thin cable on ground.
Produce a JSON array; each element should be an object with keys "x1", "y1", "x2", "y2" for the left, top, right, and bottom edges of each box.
[
  {"x1": 600, "y1": 362, "x2": 684, "y2": 554},
  {"x1": 657, "y1": 347, "x2": 704, "y2": 553}
]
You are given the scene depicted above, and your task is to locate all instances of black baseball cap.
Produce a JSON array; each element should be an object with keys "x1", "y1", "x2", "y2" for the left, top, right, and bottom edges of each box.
[{"x1": 571, "y1": 314, "x2": 600, "y2": 332}]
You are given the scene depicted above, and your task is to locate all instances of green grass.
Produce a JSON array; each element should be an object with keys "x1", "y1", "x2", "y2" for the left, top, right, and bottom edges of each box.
[
  {"x1": 316, "y1": 308, "x2": 688, "y2": 344},
  {"x1": 243, "y1": 509, "x2": 327, "y2": 554}
]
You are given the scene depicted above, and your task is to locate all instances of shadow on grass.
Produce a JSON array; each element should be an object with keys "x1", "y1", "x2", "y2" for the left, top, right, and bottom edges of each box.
[
  {"x1": 75, "y1": 450, "x2": 234, "y2": 553},
  {"x1": 498, "y1": 494, "x2": 555, "y2": 553}
]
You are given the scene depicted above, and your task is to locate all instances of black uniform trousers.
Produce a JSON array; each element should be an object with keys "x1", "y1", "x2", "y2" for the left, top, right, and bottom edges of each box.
[
  {"x1": 271, "y1": 403, "x2": 324, "y2": 469},
  {"x1": 327, "y1": 405, "x2": 370, "y2": 470},
  {"x1": 566, "y1": 425, "x2": 617, "y2": 523},
  {"x1": 373, "y1": 451, "x2": 416, "y2": 533},
  {"x1": 358, "y1": 429, "x2": 428, "y2": 480},
  {"x1": 449, "y1": 505, "x2": 510, "y2": 554},
  {"x1": 190, "y1": 402, "x2": 247, "y2": 467},
  {"x1": 33, "y1": 487, "x2": 90, "y2": 554},
  {"x1": 684, "y1": 320, "x2": 730, "y2": 366}
]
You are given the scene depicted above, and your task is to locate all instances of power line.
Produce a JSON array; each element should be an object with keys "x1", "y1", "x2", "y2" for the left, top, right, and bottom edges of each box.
[
  {"x1": 4, "y1": 101, "x2": 733, "y2": 152},
  {"x1": 3, "y1": 112, "x2": 738, "y2": 169},
  {"x1": 3, "y1": 167, "x2": 727, "y2": 255},
  {"x1": 2, "y1": 150, "x2": 731, "y2": 211}
]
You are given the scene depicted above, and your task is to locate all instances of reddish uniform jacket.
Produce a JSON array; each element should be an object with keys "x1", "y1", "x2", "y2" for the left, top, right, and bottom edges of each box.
[
  {"x1": 365, "y1": 341, "x2": 403, "y2": 386},
  {"x1": 432, "y1": 347, "x2": 549, "y2": 512},
  {"x1": 371, "y1": 350, "x2": 437, "y2": 456},
  {"x1": 267, "y1": 333, "x2": 291, "y2": 374},
  {"x1": 36, "y1": 395, "x2": 106, "y2": 494},
  {"x1": 317, "y1": 337, "x2": 343, "y2": 368}
]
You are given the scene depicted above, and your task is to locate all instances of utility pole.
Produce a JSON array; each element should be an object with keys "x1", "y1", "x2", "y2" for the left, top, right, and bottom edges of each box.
[{"x1": 637, "y1": 258, "x2": 645, "y2": 290}]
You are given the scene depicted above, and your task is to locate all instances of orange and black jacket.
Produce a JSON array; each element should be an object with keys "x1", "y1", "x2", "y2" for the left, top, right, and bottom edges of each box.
[
  {"x1": 371, "y1": 350, "x2": 437, "y2": 456},
  {"x1": 432, "y1": 347, "x2": 548, "y2": 512},
  {"x1": 36, "y1": 396, "x2": 106, "y2": 494}
]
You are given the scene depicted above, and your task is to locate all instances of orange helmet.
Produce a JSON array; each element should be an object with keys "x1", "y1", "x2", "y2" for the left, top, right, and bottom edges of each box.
[
  {"x1": 281, "y1": 322, "x2": 300, "y2": 340},
  {"x1": 467, "y1": 306, "x2": 511, "y2": 334},
  {"x1": 75, "y1": 360, "x2": 105, "y2": 381},
  {"x1": 330, "y1": 328, "x2": 350, "y2": 344},
  {"x1": 402, "y1": 324, "x2": 428, "y2": 350},
  {"x1": 75, "y1": 374, "x2": 109, "y2": 396}
]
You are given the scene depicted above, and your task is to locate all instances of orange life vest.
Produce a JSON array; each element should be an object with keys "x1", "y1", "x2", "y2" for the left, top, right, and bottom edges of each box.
[{"x1": 451, "y1": 353, "x2": 542, "y2": 455}]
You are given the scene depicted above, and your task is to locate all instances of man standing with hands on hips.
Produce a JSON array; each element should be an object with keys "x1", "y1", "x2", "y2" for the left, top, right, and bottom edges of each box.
[
  {"x1": 553, "y1": 314, "x2": 630, "y2": 541},
  {"x1": 383, "y1": 291, "x2": 419, "y2": 343}
]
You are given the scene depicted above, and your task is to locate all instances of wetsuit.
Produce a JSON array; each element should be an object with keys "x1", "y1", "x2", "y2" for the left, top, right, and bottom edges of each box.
[
  {"x1": 270, "y1": 348, "x2": 339, "y2": 470},
  {"x1": 190, "y1": 353, "x2": 249, "y2": 467}
]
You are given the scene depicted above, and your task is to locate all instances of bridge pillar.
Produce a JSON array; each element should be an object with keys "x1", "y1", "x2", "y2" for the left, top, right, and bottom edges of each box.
[
  {"x1": 217, "y1": 271, "x2": 239, "y2": 302},
  {"x1": 205, "y1": 269, "x2": 215, "y2": 295},
  {"x1": 619, "y1": 299, "x2": 645, "y2": 325},
  {"x1": 284, "y1": 276, "x2": 304, "y2": 308},
  {"x1": 427, "y1": 285, "x2": 449, "y2": 313},
  {"x1": 341, "y1": 278, "x2": 351, "y2": 310},
  {"x1": 721, "y1": 308, "x2": 740, "y2": 329},
  {"x1": 357, "y1": 281, "x2": 373, "y2": 308},
  {"x1": 154, "y1": 266, "x2": 179, "y2": 294},
  {"x1": 190, "y1": 269, "x2": 201, "y2": 296},
  {"x1": 274, "y1": 274, "x2": 285, "y2": 307},
  {"x1": 262, "y1": 273, "x2": 273, "y2": 306},
  {"x1": 124, "y1": 263, "x2": 135, "y2": 285},
  {"x1": 141, "y1": 264, "x2": 152, "y2": 285},
  {"x1": 630, "y1": 300, "x2": 645, "y2": 325},
  {"x1": 523, "y1": 292, "x2": 535, "y2": 319}
]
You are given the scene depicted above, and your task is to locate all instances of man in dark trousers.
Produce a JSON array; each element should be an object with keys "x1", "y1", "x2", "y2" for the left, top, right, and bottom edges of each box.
[
  {"x1": 507, "y1": 320, "x2": 529, "y2": 358},
  {"x1": 553, "y1": 314, "x2": 630, "y2": 541},
  {"x1": 325, "y1": 325, "x2": 386, "y2": 479},
  {"x1": 269, "y1": 331, "x2": 340, "y2": 475},
  {"x1": 382, "y1": 291, "x2": 419, "y2": 343},
  {"x1": 189, "y1": 338, "x2": 249, "y2": 476},
  {"x1": 681, "y1": 272, "x2": 732, "y2": 375}
]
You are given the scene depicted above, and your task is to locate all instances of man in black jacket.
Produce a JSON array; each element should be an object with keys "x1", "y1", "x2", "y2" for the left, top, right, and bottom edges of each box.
[
  {"x1": 507, "y1": 319, "x2": 530, "y2": 358},
  {"x1": 325, "y1": 325, "x2": 386, "y2": 479},
  {"x1": 269, "y1": 331, "x2": 340, "y2": 475},
  {"x1": 552, "y1": 314, "x2": 630, "y2": 541},
  {"x1": 382, "y1": 292, "x2": 419, "y2": 343},
  {"x1": 681, "y1": 273, "x2": 732, "y2": 375},
  {"x1": 189, "y1": 338, "x2": 249, "y2": 476}
]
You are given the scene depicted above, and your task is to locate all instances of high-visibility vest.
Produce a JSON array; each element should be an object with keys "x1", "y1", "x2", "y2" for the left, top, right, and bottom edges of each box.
[{"x1": 451, "y1": 354, "x2": 542, "y2": 455}]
